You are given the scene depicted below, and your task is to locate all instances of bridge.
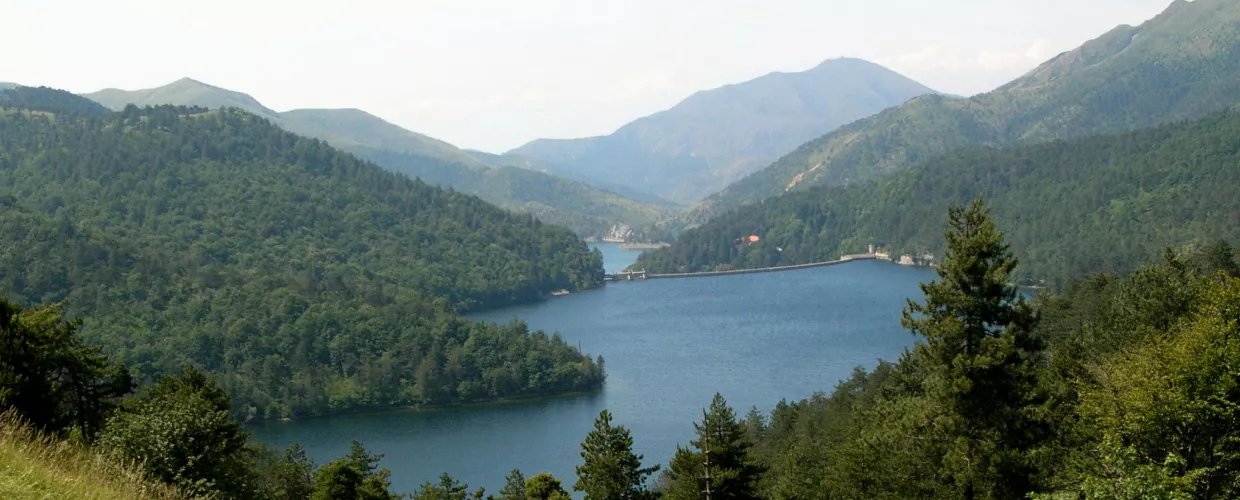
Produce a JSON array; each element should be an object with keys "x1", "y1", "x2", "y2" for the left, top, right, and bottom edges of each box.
[{"x1": 604, "y1": 270, "x2": 648, "y2": 281}]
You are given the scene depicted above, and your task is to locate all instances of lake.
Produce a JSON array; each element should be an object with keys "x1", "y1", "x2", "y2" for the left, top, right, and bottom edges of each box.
[
  {"x1": 589, "y1": 242, "x2": 645, "y2": 273},
  {"x1": 251, "y1": 252, "x2": 937, "y2": 495}
]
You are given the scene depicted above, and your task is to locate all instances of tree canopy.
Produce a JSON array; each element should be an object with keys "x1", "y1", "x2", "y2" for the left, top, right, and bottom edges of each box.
[{"x1": 0, "y1": 91, "x2": 605, "y2": 419}]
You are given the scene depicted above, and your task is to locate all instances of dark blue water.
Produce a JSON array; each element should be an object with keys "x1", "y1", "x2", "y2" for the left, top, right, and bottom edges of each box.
[{"x1": 251, "y1": 259, "x2": 937, "y2": 495}]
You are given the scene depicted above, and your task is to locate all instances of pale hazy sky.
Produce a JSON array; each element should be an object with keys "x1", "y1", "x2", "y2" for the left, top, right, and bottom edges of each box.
[{"x1": 2, "y1": 0, "x2": 1173, "y2": 152}]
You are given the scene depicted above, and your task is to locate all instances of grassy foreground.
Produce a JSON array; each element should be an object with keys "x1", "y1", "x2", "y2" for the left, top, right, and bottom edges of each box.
[{"x1": 0, "y1": 413, "x2": 190, "y2": 500}]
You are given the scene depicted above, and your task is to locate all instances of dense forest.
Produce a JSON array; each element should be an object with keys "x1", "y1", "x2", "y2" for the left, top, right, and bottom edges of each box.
[
  {"x1": 636, "y1": 110, "x2": 1240, "y2": 287},
  {"x1": 86, "y1": 80, "x2": 675, "y2": 240},
  {"x1": 682, "y1": 0, "x2": 1240, "y2": 226},
  {"x1": 0, "y1": 87, "x2": 605, "y2": 420}
]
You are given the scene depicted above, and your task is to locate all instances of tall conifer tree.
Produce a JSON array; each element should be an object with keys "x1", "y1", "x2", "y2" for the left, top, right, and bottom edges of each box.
[
  {"x1": 575, "y1": 410, "x2": 659, "y2": 500},
  {"x1": 663, "y1": 394, "x2": 763, "y2": 499},
  {"x1": 902, "y1": 198, "x2": 1045, "y2": 499}
]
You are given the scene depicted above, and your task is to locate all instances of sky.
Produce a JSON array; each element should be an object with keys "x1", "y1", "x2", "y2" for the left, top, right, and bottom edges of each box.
[{"x1": 2, "y1": 0, "x2": 1175, "y2": 152}]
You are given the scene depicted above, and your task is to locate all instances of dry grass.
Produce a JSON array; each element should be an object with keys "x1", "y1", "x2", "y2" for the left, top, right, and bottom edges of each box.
[{"x1": 0, "y1": 412, "x2": 193, "y2": 500}]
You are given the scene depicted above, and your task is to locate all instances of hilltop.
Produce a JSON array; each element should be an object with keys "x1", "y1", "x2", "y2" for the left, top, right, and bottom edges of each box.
[
  {"x1": 509, "y1": 58, "x2": 937, "y2": 204},
  {"x1": 682, "y1": 0, "x2": 1240, "y2": 226},
  {"x1": 0, "y1": 87, "x2": 605, "y2": 419},
  {"x1": 83, "y1": 80, "x2": 669, "y2": 238}
]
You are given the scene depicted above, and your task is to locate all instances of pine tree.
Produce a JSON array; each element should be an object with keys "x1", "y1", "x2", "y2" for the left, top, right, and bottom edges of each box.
[
  {"x1": 663, "y1": 394, "x2": 764, "y2": 499},
  {"x1": 574, "y1": 410, "x2": 659, "y2": 499},
  {"x1": 495, "y1": 469, "x2": 526, "y2": 500},
  {"x1": 901, "y1": 198, "x2": 1045, "y2": 499}
]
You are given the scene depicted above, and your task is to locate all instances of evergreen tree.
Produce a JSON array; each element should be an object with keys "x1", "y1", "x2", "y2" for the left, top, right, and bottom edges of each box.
[
  {"x1": 663, "y1": 394, "x2": 763, "y2": 499},
  {"x1": 411, "y1": 473, "x2": 484, "y2": 500},
  {"x1": 311, "y1": 441, "x2": 400, "y2": 500},
  {"x1": 901, "y1": 198, "x2": 1045, "y2": 499},
  {"x1": 494, "y1": 469, "x2": 526, "y2": 500},
  {"x1": 575, "y1": 410, "x2": 659, "y2": 499},
  {"x1": 0, "y1": 298, "x2": 132, "y2": 439}
]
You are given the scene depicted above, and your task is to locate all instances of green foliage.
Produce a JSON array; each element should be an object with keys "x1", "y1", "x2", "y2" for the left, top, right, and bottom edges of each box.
[
  {"x1": 574, "y1": 410, "x2": 659, "y2": 500},
  {"x1": 0, "y1": 94, "x2": 605, "y2": 419},
  {"x1": 85, "y1": 80, "x2": 671, "y2": 239},
  {"x1": 0, "y1": 297, "x2": 132, "y2": 439},
  {"x1": 662, "y1": 394, "x2": 763, "y2": 500},
  {"x1": 686, "y1": 0, "x2": 1240, "y2": 223},
  {"x1": 900, "y1": 199, "x2": 1046, "y2": 499},
  {"x1": 1075, "y1": 276, "x2": 1240, "y2": 497},
  {"x1": 640, "y1": 110, "x2": 1240, "y2": 286},
  {"x1": 0, "y1": 86, "x2": 111, "y2": 117},
  {"x1": 724, "y1": 237, "x2": 1240, "y2": 499},
  {"x1": 313, "y1": 442, "x2": 402, "y2": 500},
  {"x1": 525, "y1": 473, "x2": 571, "y2": 500},
  {"x1": 253, "y1": 444, "x2": 317, "y2": 500},
  {"x1": 410, "y1": 473, "x2": 485, "y2": 500},
  {"x1": 494, "y1": 469, "x2": 526, "y2": 500},
  {"x1": 99, "y1": 367, "x2": 258, "y2": 498}
]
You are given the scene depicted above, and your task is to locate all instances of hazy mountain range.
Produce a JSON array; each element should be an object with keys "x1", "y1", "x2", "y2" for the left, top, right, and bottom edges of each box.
[
  {"x1": 680, "y1": 0, "x2": 1240, "y2": 227},
  {"x1": 84, "y1": 79, "x2": 674, "y2": 237},
  {"x1": 508, "y1": 58, "x2": 938, "y2": 204}
]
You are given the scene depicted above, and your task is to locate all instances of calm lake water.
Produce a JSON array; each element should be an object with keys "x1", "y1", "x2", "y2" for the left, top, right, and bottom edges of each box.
[
  {"x1": 589, "y1": 242, "x2": 645, "y2": 273},
  {"x1": 251, "y1": 256, "x2": 937, "y2": 495}
]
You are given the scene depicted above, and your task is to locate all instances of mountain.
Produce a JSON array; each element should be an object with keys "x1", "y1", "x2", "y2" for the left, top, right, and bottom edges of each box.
[
  {"x1": 279, "y1": 108, "x2": 490, "y2": 168},
  {"x1": 87, "y1": 77, "x2": 280, "y2": 119},
  {"x1": 0, "y1": 82, "x2": 17, "y2": 90},
  {"x1": 84, "y1": 81, "x2": 670, "y2": 238},
  {"x1": 684, "y1": 0, "x2": 1240, "y2": 226},
  {"x1": 637, "y1": 109, "x2": 1240, "y2": 286},
  {"x1": 508, "y1": 58, "x2": 938, "y2": 204},
  {"x1": 0, "y1": 88, "x2": 606, "y2": 419}
]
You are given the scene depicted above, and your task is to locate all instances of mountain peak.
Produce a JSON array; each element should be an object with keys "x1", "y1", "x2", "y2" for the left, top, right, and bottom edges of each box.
[
  {"x1": 85, "y1": 78, "x2": 278, "y2": 118},
  {"x1": 510, "y1": 58, "x2": 936, "y2": 203}
]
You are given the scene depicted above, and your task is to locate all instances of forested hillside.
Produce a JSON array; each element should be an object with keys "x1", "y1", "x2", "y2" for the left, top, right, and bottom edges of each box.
[
  {"x1": 86, "y1": 81, "x2": 672, "y2": 238},
  {"x1": 0, "y1": 88, "x2": 605, "y2": 419},
  {"x1": 724, "y1": 208, "x2": 1240, "y2": 499},
  {"x1": 683, "y1": 0, "x2": 1240, "y2": 226},
  {"x1": 637, "y1": 110, "x2": 1240, "y2": 286},
  {"x1": 511, "y1": 58, "x2": 936, "y2": 204}
]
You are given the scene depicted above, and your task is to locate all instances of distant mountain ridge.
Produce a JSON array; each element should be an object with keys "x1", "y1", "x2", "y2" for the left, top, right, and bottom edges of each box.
[
  {"x1": 83, "y1": 80, "x2": 671, "y2": 237},
  {"x1": 508, "y1": 58, "x2": 938, "y2": 204},
  {"x1": 683, "y1": 0, "x2": 1240, "y2": 226},
  {"x1": 89, "y1": 78, "x2": 279, "y2": 119}
]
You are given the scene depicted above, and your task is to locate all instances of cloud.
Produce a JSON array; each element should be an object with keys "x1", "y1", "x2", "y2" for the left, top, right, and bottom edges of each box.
[
  {"x1": 877, "y1": 39, "x2": 1060, "y2": 95},
  {"x1": 976, "y1": 39, "x2": 1055, "y2": 71}
]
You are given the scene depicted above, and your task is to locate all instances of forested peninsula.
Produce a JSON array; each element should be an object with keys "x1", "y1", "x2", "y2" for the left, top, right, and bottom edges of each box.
[{"x1": 0, "y1": 87, "x2": 606, "y2": 420}]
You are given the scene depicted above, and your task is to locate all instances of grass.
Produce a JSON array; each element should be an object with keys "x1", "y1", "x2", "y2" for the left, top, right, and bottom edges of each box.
[{"x1": 0, "y1": 412, "x2": 191, "y2": 500}]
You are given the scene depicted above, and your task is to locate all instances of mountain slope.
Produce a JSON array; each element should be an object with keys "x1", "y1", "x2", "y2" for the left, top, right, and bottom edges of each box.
[
  {"x1": 637, "y1": 110, "x2": 1240, "y2": 287},
  {"x1": 279, "y1": 108, "x2": 490, "y2": 168},
  {"x1": 0, "y1": 88, "x2": 606, "y2": 419},
  {"x1": 83, "y1": 81, "x2": 669, "y2": 237},
  {"x1": 509, "y1": 58, "x2": 938, "y2": 204},
  {"x1": 685, "y1": 0, "x2": 1240, "y2": 225},
  {"x1": 0, "y1": 83, "x2": 17, "y2": 90},
  {"x1": 87, "y1": 78, "x2": 280, "y2": 119}
]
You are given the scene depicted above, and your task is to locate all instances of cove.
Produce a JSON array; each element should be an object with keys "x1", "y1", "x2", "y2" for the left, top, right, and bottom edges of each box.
[{"x1": 251, "y1": 254, "x2": 937, "y2": 495}]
